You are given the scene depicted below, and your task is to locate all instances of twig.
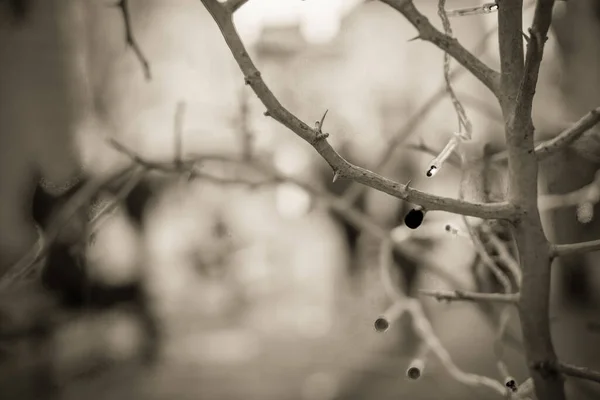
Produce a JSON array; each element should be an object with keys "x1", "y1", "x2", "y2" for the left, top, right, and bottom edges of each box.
[
  {"x1": 556, "y1": 362, "x2": 600, "y2": 384},
  {"x1": 174, "y1": 101, "x2": 186, "y2": 167},
  {"x1": 405, "y1": 299, "x2": 507, "y2": 395},
  {"x1": 459, "y1": 147, "x2": 513, "y2": 294},
  {"x1": 481, "y1": 224, "x2": 522, "y2": 288},
  {"x1": 237, "y1": 87, "x2": 254, "y2": 161},
  {"x1": 342, "y1": 26, "x2": 500, "y2": 204},
  {"x1": 538, "y1": 173, "x2": 600, "y2": 212},
  {"x1": 406, "y1": 141, "x2": 462, "y2": 167},
  {"x1": 199, "y1": 0, "x2": 515, "y2": 220},
  {"x1": 535, "y1": 107, "x2": 600, "y2": 160},
  {"x1": 494, "y1": 307, "x2": 515, "y2": 387},
  {"x1": 437, "y1": 0, "x2": 472, "y2": 137},
  {"x1": 419, "y1": 289, "x2": 519, "y2": 304},
  {"x1": 552, "y1": 239, "x2": 600, "y2": 258},
  {"x1": 115, "y1": 0, "x2": 151, "y2": 80},
  {"x1": 378, "y1": 0, "x2": 500, "y2": 96},
  {"x1": 490, "y1": 108, "x2": 600, "y2": 163},
  {"x1": 513, "y1": 1, "x2": 554, "y2": 127}
]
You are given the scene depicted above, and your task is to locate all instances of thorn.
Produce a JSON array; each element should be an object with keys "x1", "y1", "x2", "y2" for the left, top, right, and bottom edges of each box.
[
  {"x1": 408, "y1": 35, "x2": 421, "y2": 42},
  {"x1": 521, "y1": 31, "x2": 530, "y2": 43},
  {"x1": 332, "y1": 171, "x2": 339, "y2": 183},
  {"x1": 318, "y1": 109, "x2": 329, "y2": 130},
  {"x1": 263, "y1": 110, "x2": 271, "y2": 117}
]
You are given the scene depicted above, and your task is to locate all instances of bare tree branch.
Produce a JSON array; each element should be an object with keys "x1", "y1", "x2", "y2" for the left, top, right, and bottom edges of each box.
[
  {"x1": 535, "y1": 107, "x2": 600, "y2": 160},
  {"x1": 513, "y1": 1, "x2": 555, "y2": 124},
  {"x1": 405, "y1": 299, "x2": 507, "y2": 395},
  {"x1": 419, "y1": 289, "x2": 520, "y2": 304},
  {"x1": 497, "y1": 1, "x2": 565, "y2": 399},
  {"x1": 342, "y1": 25, "x2": 500, "y2": 205},
  {"x1": 556, "y1": 362, "x2": 600, "y2": 385},
  {"x1": 198, "y1": 0, "x2": 515, "y2": 220},
  {"x1": 552, "y1": 239, "x2": 600, "y2": 258},
  {"x1": 115, "y1": 0, "x2": 151, "y2": 80},
  {"x1": 378, "y1": 0, "x2": 500, "y2": 96}
]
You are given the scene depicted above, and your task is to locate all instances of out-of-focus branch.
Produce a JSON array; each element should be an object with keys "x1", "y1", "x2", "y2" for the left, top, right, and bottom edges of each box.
[
  {"x1": 115, "y1": 0, "x2": 151, "y2": 80},
  {"x1": 555, "y1": 362, "x2": 600, "y2": 384},
  {"x1": 535, "y1": 107, "x2": 600, "y2": 160},
  {"x1": 109, "y1": 139, "x2": 468, "y2": 291},
  {"x1": 406, "y1": 299, "x2": 507, "y2": 395},
  {"x1": 199, "y1": 0, "x2": 515, "y2": 220},
  {"x1": 437, "y1": 0, "x2": 471, "y2": 136},
  {"x1": 552, "y1": 239, "x2": 600, "y2": 258},
  {"x1": 378, "y1": 0, "x2": 500, "y2": 96},
  {"x1": 481, "y1": 223, "x2": 522, "y2": 288},
  {"x1": 538, "y1": 170, "x2": 600, "y2": 213},
  {"x1": 491, "y1": 107, "x2": 600, "y2": 163},
  {"x1": 376, "y1": 250, "x2": 507, "y2": 395},
  {"x1": 0, "y1": 165, "x2": 139, "y2": 289},
  {"x1": 419, "y1": 289, "x2": 519, "y2": 304}
]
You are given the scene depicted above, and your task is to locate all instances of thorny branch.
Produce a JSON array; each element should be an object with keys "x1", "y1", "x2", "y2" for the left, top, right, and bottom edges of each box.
[
  {"x1": 342, "y1": 25, "x2": 500, "y2": 205},
  {"x1": 552, "y1": 239, "x2": 600, "y2": 258},
  {"x1": 204, "y1": 0, "x2": 600, "y2": 397},
  {"x1": 378, "y1": 0, "x2": 501, "y2": 96},
  {"x1": 199, "y1": 0, "x2": 515, "y2": 221}
]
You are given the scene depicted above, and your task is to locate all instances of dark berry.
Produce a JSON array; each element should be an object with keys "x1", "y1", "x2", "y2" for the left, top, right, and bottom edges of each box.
[{"x1": 404, "y1": 208, "x2": 424, "y2": 229}]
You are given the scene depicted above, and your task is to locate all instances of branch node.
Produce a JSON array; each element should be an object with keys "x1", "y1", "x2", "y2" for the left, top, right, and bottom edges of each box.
[
  {"x1": 244, "y1": 70, "x2": 261, "y2": 85},
  {"x1": 530, "y1": 360, "x2": 562, "y2": 380}
]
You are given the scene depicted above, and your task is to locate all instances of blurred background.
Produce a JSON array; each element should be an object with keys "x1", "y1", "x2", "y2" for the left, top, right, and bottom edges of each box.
[{"x1": 1, "y1": 1, "x2": 600, "y2": 399}]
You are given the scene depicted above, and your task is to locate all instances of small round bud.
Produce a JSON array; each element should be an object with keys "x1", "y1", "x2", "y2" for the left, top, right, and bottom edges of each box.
[
  {"x1": 444, "y1": 224, "x2": 452, "y2": 232},
  {"x1": 374, "y1": 318, "x2": 390, "y2": 332},
  {"x1": 404, "y1": 208, "x2": 425, "y2": 229}
]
